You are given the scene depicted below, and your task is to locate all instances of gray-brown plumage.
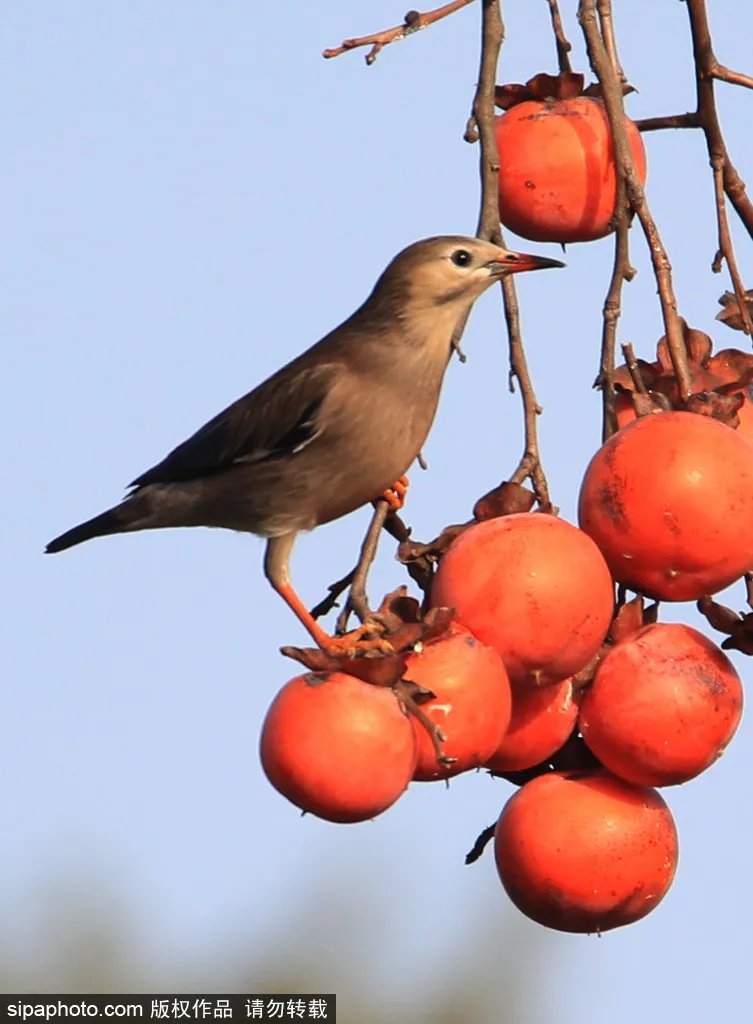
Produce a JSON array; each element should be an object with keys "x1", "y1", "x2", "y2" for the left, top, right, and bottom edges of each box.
[{"x1": 46, "y1": 235, "x2": 563, "y2": 650}]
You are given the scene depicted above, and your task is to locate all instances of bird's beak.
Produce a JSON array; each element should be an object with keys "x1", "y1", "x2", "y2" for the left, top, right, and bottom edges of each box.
[{"x1": 487, "y1": 251, "x2": 566, "y2": 276}]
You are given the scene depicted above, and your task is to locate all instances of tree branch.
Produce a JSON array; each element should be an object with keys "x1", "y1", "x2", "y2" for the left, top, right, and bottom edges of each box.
[
  {"x1": 469, "y1": 0, "x2": 551, "y2": 508},
  {"x1": 634, "y1": 112, "x2": 701, "y2": 132},
  {"x1": 589, "y1": 1, "x2": 635, "y2": 441},
  {"x1": 546, "y1": 0, "x2": 573, "y2": 75},
  {"x1": 597, "y1": 0, "x2": 626, "y2": 85},
  {"x1": 579, "y1": 0, "x2": 693, "y2": 400},
  {"x1": 710, "y1": 157, "x2": 753, "y2": 333},
  {"x1": 633, "y1": 1, "x2": 753, "y2": 245},
  {"x1": 323, "y1": 0, "x2": 477, "y2": 64},
  {"x1": 711, "y1": 62, "x2": 753, "y2": 91},
  {"x1": 598, "y1": 212, "x2": 635, "y2": 441},
  {"x1": 335, "y1": 500, "x2": 390, "y2": 634},
  {"x1": 685, "y1": 0, "x2": 753, "y2": 331}
]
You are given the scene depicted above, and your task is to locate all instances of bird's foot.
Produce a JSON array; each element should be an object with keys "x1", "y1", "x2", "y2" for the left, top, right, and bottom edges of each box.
[
  {"x1": 323, "y1": 621, "x2": 395, "y2": 659},
  {"x1": 377, "y1": 475, "x2": 409, "y2": 512}
]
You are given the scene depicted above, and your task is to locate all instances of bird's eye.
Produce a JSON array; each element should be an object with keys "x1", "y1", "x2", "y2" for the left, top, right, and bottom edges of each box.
[{"x1": 450, "y1": 249, "x2": 472, "y2": 267}]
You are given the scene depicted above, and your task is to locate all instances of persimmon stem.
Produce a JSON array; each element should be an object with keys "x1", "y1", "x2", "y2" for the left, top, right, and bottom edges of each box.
[
  {"x1": 546, "y1": 0, "x2": 573, "y2": 75},
  {"x1": 470, "y1": 0, "x2": 551, "y2": 508},
  {"x1": 579, "y1": 0, "x2": 693, "y2": 400}
]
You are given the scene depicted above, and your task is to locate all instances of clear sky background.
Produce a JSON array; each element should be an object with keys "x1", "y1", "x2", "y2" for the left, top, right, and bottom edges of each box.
[{"x1": 4, "y1": 1, "x2": 753, "y2": 1020}]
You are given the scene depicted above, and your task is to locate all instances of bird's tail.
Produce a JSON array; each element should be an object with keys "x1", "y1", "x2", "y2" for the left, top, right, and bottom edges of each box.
[{"x1": 46, "y1": 505, "x2": 135, "y2": 553}]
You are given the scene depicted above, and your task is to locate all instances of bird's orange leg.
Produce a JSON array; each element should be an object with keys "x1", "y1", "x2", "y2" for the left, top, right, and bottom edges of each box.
[
  {"x1": 264, "y1": 534, "x2": 393, "y2": 657},
  {"x1": 376, "y1": 474, "x2": 409, "y2": 512},
  {"x1": 273, "y1": 580, "x2": 392, "y2": 656}
]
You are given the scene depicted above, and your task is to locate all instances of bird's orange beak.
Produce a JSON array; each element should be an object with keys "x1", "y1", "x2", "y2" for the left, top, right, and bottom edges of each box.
[{"x1": 487, "y1": 252, "x2": 565, "y2": 275}]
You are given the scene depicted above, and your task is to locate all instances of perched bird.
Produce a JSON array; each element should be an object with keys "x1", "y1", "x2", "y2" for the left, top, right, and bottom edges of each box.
[{"x1": 46, "y1": 235, "x2": 563, "y2": 652}]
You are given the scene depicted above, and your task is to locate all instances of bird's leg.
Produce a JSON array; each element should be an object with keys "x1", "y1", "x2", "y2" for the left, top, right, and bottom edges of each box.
[
  {"x1": 264, "y1": 534, "x2": 393, "y2": 657},
  {"x1": 376, "y1": 474, "x2": 409, "y2": 512}
]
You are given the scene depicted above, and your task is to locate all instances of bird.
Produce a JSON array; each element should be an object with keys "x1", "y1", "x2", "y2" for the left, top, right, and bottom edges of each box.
[{"x1": 46, "y1": 235, "x2": 563, "y2": 653}]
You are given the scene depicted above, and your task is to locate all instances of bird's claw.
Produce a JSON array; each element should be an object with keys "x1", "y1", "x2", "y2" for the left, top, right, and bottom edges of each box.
[
  {"x1": 324, "y1": 622, "x2": 395, "y2": 659},
  {"x1": 377, "y1": 475, "x2": 409, "y2": 512}
]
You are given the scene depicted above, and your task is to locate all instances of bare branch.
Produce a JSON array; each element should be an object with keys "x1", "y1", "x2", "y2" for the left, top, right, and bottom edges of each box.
[
  {"x1": 335, "y1": 500, "x2": 390, "y2": 634},
  {"x1": 504, "y1": 281, "x2": 551, "y2": 508},
  {"x1": 470, "y1": 0, "x2": 551, "y2": 508},
  {"x1": 310, "y1": 567, "x2": 355, "y2": 621},
  {"x1": 597, "y1": 0, "x2": 626, "y2": 84},
  {"x1": 546, "y1": 0, "x2": 573, "y2": 75},
  {"x1": 598, "y1": 215, "x2": 634, "y2": 441},
  {"x1": 621, "y1": 342, "x2": 649, "y2": 395},
  {"x1": 323, "y1": 0, "x2": 477, "y2": 64},
  {"x1": 710, "y1": 158, "x2": 753, "y2": 334},
  {"x1": 634, "y1": 112, "x2": 701, "y2": 132},
  {"x1": 592, "y1": 0, "x2": 635, "y2": 441},
  {"x1": 470, "y1": 0, "x2": 504, "y2": 239},
  {"x1": 579, "y1": 0, "x2": 693, "y2": 400},
  {"x1": 712, "y1": 62, "x2": 753, "y2": 91},
  {"x1": 685, "y1": 0, "x2": 753, "y2": 240},
  {"x1": 626, "y1": 0, "x2": 753, "y2": 288}
]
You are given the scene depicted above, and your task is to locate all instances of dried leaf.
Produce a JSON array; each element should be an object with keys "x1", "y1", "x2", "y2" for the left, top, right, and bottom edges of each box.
[
  {"x1": 397, "y1": 523, "x2": 468, "y2": 565},
  {"x1": 684, "y1": 390, "x2": 743, "y2": 427},
  {"x1": 697, "y1": 596, "x2": 742, "y2": 634},
  {"x1": 494, "y1": 83, "x2": 535, "y2": 110},
  {"x1": 632, "y1": 391, "x2": 672, "y2": 417},
  {"x1": 494, "y1": 71, "x2": 586, "y2": 110},
  {"x1": 526, "y1": 71, "x2": 584, "y2": 100},
  {"x1": 609, "y1": 595, "x2": 646, "y2": 643},
  {"x1": 716, "y1": 289, "x2": 753, "y2": 332},
  {"x1": 582, "y1": 80, "x2": 637, "y2": 98},
  {"x1": 613, "y1": 358, "x2": 660, "y2": 392},
  {"x1": 708, "y1": 351, "x2": 753, "y2": 386},
  {"x1": 655, "y1": 320, "x2": 713, "y2": 374},
  {"x1": 473, "y1": 480, "x2": 535, "y2": 520}
]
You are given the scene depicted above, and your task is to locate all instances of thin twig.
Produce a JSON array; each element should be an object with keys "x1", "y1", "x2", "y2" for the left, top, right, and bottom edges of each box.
[
  {"x1": 711, "y1": 63, "x2": 753, "y2": 91},
  {"x1": 621, "y1": 342, "x2": 648, "y2": 394},
  {"x1": 546, "y1": 0, "x2": 573, "y2": 75},
  {"x1": 711, "y1": 157, "x2": 753, "y2": 333},
  {"x1": 685, "y1": 0, "x2": 753, "y2": 330},
  {"x1": 395, "y1": 679, "x2": 456, "y2": 769},
  {"x1": 579, "y1": 0, "x2": 693, "y2": 400},
  {"x1": 593, "y1": 0, "x2": 635, "y2": 441},
  {"x1": 504, "y1": 285, "x2": 551, "y2": 506},
  {"x1": 627, "y1": 2, "x2": 753, "y2": 308},
  {"x1": 335, "y1": 500, "x2": 389, "y2": 634},
  {"x1": 310, "y1": 567, "x2": 356, "y2": 621},
  {"x1": 634, "y1": 112, "x2": 701, "y2": 132},
  {"x1": 598, "y1": 215, "x2": 634, "y2": 441},
  {"x1": 465, "y1": 823, "x2": 496, "y2": 865},
  {"x1": 597, "y1": 0, "x2": 626, "y2": 84},
  {"x1": 323, "y1": 0, "x2": 477, "y2": 64},
  {"x1": 469, "y1": 0, "x2": 551, "y2": 508},
  {"x1": 471, "y1": 0, "x2": 504, "y2": 239}
]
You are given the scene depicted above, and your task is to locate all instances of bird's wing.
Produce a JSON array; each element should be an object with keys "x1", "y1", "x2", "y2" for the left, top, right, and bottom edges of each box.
[{"x1": 129, "y1": 360, "x2": 342, "y2": 488}]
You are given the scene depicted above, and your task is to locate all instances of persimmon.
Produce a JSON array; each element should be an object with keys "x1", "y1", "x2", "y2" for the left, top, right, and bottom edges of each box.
[
  {"x1": 495, "y1": 96, "x2": 646, "y2": 243},
  {"x1": 494, "y1": 771, "x2": 678, "y2": 933},
  {"x1": 484, "y1": 677, "x2": 577, "y2": 773},
  {"x1": 431, "y1": 513, "x2": 614, "y2": 689},
  {"x1": 260, "y1": 672, "x2": 417, "y2": 823},
  {"x1": 578, "y1": 411, "x2": 753, "y2": 600},
  {"x1": 405, "y1": 622, "x2": 512, "y2": 781},
  {"x1": 579, "y1": 623, "x2": 743, "y2": 787}
]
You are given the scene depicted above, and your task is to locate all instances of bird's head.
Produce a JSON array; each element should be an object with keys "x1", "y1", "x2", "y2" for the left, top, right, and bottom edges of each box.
[{"x1": 374, "y1": 235, "x2": 564, "y2": 316}]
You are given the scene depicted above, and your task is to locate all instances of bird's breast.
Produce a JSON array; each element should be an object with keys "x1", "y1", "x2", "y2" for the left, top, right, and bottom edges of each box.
[{"x1": 305, "y1": 352, "x2": 449, "y2": 526}]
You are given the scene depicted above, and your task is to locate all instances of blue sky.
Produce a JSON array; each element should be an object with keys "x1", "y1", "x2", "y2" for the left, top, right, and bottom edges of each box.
[{"x1": 5, "y1": 1, "x2": 753, "y2": 1019}]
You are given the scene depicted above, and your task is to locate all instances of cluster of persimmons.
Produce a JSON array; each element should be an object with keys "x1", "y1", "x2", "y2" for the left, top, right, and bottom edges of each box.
[{"x1": 260, "y1": 75, "x2": 752, "y2": 934}]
